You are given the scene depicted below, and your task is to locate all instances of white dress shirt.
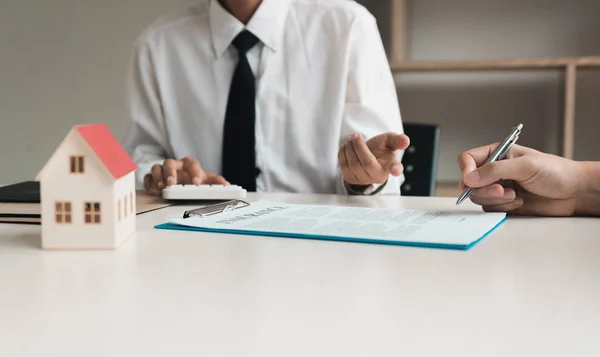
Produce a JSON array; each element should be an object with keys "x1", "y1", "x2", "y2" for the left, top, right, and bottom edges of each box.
[{"x1": 122, "y1": 0, "x2": 405, "y2": 195}]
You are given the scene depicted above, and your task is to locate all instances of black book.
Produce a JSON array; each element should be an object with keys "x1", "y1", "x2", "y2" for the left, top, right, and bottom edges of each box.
[
  {"x1": 0, "y1": 181, "x2": 41, "y2": 222},
  {"x1": 0, "y1": 181, "x2": 40, "y2": 203}
]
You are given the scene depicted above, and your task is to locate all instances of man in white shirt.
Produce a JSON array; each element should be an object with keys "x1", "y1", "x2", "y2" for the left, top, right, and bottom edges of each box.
[{"x1": 123, "y1": 0, "x2": 409, "y2": 196}]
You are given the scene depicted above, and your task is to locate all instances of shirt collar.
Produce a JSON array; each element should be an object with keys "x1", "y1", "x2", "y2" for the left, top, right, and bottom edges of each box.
[{"x1": 209, "y1": 0, "x2": 289, "y2": 58}]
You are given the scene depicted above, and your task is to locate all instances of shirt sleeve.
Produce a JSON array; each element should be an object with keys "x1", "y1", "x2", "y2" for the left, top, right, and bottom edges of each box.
[
  {"x1": 337, "y1": 10, "x2": 405, "y2": 196},
  {"x1": 122, "y1": 39, "x2": 171, "y2": 189}
]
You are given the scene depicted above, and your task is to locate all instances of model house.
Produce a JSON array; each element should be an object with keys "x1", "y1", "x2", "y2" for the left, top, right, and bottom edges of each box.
[{"x1": 36, "y1": 124, "x2": 137, "y2": 249}]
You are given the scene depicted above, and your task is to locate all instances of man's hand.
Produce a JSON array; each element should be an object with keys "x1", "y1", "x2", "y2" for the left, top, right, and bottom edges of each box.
[
  {"x1": 338, "y1": 132, "x2": 410, "y2": 186},
  {"x1": 144, "y1": 156, "x2": 228, "y2": 196},
  {"x1": 457, "y1": 143, "x2": 582, "y2": 216}
]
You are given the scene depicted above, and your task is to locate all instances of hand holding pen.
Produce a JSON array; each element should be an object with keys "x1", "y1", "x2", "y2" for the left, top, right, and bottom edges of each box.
[
  {"x1": 456, "y1": 124, "x2": 523, "y2": 205},
  {"x1": 455, "y1": 124, "x2": 586, "y2": 216}
]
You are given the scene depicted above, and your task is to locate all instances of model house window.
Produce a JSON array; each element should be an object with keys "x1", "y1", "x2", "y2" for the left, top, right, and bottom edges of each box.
[
  {"x1": 118, "y1": 199, "x2": 121, "y2": 221},
  {"x1": 69, "y1": 155, "x2": 85, "y2": 173},
  {"x1": 55, "y1": 202, "x2": 72, "y2": 223},
  {"x1": 124, "y1": 195, "x2": 128, "y2": 217},
  {"x1": 130, "y1": 192, "x2": 134, "y2": 214},
  {"x1": 84, "y1": 202, "x2": 101, "y2": 224}
]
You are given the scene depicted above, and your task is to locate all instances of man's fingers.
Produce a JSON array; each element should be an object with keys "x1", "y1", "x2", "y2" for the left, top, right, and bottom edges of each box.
[
  {"x1": 463, "y1": 156, "x2": 540, "y2": 188},
  {"x1": 351, "y1": 135, "x2": 379, "y2": 179},
  {"x1": 151, "y1": 164, "x2": 164, "y2": 190},
  {"x1": 387, "y1": 161, "x2": 403, "y2": 177},
  {"x1": 340, "y1": 143, "x2": 359, "y2": 183},
  {"x1": 182, "y1": 156, "x2": 204, "y2": 185},
  {"x1": 338, "y1": 144, "x2": 357, "y2": 183},
  {"x1": 162, "y1": 159, "x2": 181, "y2": 186},
  {"x1": 385, "y1": 134, "x2": 408, "y2": 176},
  {"x1": 204, "y1": 174, "x2": 229, "y2": 185},
  {"x1": 338, "y1": 145, "x2": 348, "y2": 168},
  {"x1": 345, "y1": 140, "x2": 369, "y2": 182},
  {"x1": 457, "y1": 151, "x2": 482, "y2": 176},
  {"x1": 385, "y1": 133, "x2": 410, "y2": 151},
  {"x1": 471, "y1": 184, "x2": 507, "y2": 199},
  {"x1": 470, "y1": 188, "x2": 517, "y2": 206},
  {"x1": 457, "y1": 143, "x2": 498, "y2": 173},
  {"x1": 144, "y1": 174, "x2": 159, "y2": 195},
  {"x1": 482, "y1": 197, "x2": 525, "y2": 213},
  {"x1": 144, "y1": 174, "x2": 153, "y2": 192},
  {"x1": 457, "y1": 143, "x2": 532, "y2": 174}
]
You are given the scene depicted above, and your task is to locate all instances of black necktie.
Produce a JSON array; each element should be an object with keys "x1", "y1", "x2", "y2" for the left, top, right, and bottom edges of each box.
[{"x1": 222, "y1": 30, "x2": 260, "y2": 192}]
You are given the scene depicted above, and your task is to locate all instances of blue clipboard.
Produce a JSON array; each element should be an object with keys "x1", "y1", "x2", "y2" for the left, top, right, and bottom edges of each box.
[
  {"x1": 154, "y1": 200, "x2": 507, "y2": 250},
  {"x1": 155, "y1": 218, "x2": 506, "y2": 250}
]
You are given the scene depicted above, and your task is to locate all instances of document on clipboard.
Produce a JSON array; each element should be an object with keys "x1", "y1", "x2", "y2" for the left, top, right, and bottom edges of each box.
[{"x1": 155, "y1": 200, "x2": 507, "y2": 250}]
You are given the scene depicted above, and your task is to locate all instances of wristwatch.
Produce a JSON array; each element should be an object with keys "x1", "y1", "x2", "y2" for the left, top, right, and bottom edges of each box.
[{"x1": 344, "y1": 180, "x2": 387, "y2": 195}]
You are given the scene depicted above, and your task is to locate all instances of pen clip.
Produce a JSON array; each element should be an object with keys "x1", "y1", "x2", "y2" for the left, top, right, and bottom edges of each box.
[{"x1": 183, "y1": 199, "x2": 251, "y2": 218}]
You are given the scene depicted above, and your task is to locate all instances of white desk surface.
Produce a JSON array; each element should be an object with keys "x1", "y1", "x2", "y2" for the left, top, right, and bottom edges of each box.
[{"x1": 1, "y1": 193, "x2": 600, "y2": 357}]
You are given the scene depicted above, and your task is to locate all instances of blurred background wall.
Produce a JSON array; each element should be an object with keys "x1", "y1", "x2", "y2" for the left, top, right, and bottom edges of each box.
[{"x1": 1, "y1": 0, "x2": 599, "y2": 189}]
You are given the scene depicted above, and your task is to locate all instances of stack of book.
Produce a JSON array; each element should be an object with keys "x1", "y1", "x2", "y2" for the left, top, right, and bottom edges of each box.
[{"x1": 0, "y1": 181, "x2": 177, "y2": 225}]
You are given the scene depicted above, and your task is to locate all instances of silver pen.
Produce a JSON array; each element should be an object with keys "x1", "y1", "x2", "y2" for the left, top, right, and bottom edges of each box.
[{"x1": 456, "y1": 123, "x2": 523, "y2": 205}]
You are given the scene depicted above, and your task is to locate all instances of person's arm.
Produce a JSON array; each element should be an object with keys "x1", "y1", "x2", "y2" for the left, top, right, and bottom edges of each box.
[
  {"x1": 337, "y1": 8, "x2": 404, "y2": 195},
  {"x1": 122, "y1": 39, "x2": 171, "y2": 189},
  {"x1": 576, "y1": 162, "x2": 600, "y2": 216}
]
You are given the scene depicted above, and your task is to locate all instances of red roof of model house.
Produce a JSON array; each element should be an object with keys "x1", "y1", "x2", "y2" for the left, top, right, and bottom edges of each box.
[{"x1": 75, "y1": 124, "x2": 137, "y2": 179}]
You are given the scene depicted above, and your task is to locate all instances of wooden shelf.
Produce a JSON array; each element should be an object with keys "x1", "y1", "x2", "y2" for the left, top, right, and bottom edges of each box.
[
  {"x1": 388, "y1": 0, "x2": 600, "y2": 161},
  {"x1": 390, "y1": 56, "x2": 600, "y2": 72},
  {"x1": 388, "y1": 55, "x2": 600, "y2": 159},
  {"x1": 575, "y1": 56, "x2": 600, "y2": 67}
]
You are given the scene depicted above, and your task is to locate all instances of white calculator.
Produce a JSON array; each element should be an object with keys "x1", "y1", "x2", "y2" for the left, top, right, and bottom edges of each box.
[{"x1": 162, "y1": 184, "x2": 247, "y2": 200}]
